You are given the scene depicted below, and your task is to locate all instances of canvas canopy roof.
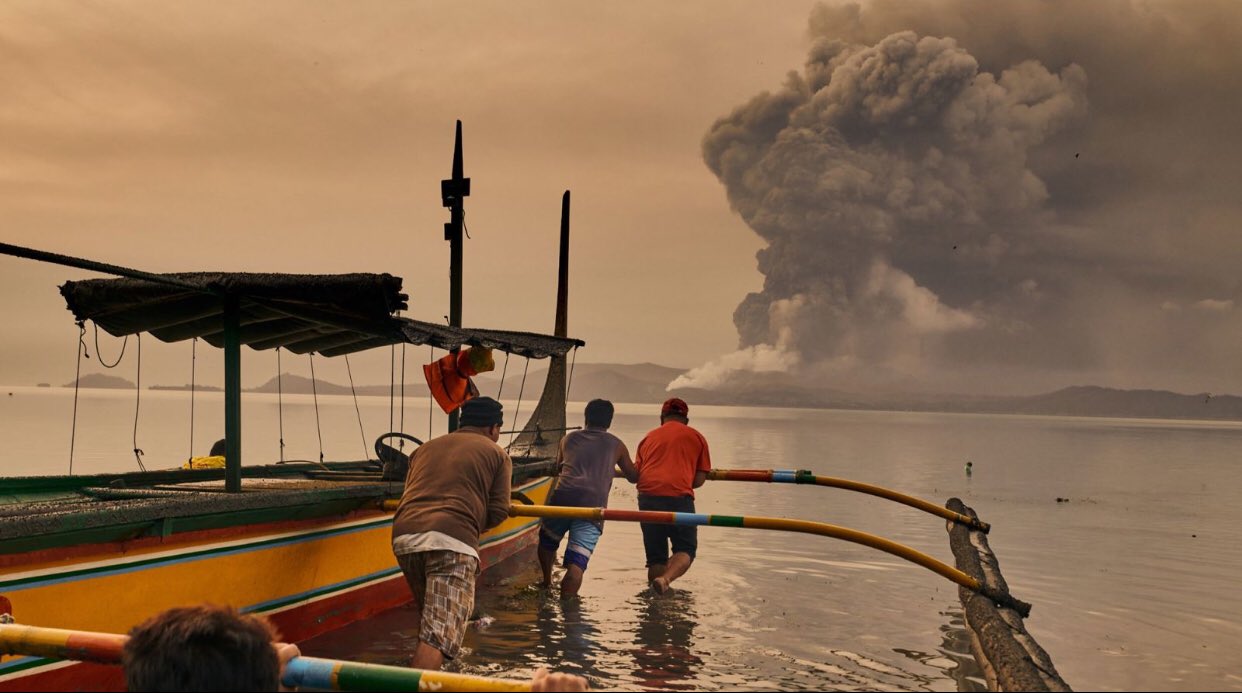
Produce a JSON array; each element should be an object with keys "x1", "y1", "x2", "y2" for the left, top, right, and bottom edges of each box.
[{"x1": 60, "y1": 272, "x2": 583, "y2": 359}]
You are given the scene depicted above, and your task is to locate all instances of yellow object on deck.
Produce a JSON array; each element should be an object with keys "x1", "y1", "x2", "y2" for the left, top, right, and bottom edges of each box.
[{"x1": 182, "y1": 455, "x2": 226, "y2": 470}]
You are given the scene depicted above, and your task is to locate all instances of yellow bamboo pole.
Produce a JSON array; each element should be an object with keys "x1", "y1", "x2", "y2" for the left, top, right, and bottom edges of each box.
[
  {"x1": 0, "y1": 623, "x2": 533, "y2": 691},
  {"x1": 509, "y1": 504, "x2": 1029, "y2": 616},
  {"x1": 704, "y1": 469, "x2": 991, "y2": 533}
]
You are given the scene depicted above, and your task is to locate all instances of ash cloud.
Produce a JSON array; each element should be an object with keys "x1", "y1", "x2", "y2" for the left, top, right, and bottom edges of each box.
[{"x1": 676, "y1": 1, "x2": 1242, "y2": 395}]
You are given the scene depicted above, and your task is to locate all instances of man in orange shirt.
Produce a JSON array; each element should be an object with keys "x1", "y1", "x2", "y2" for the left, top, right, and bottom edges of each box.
[{"x1": 634, "y1": 397, "x2": 711, "y2": 594}]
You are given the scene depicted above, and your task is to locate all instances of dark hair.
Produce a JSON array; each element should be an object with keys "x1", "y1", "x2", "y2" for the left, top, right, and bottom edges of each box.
[
  {"x1": 584, "y1": 399, "x2": 614, "y2": 428},
  {"x1": 208, "y1": 439, "x2": 227, "y2": 457},
  {"x1": 123, "y1": 605, "x2": 281, "y2": 692},
  {"x1": 459, "y1": 396, "x2": 504, "y2": 428}
]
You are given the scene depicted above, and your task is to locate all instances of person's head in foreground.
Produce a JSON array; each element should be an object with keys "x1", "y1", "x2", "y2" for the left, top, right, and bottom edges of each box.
[{"x1": 123, "y1": 605, "x2": 289, "y2": 692}]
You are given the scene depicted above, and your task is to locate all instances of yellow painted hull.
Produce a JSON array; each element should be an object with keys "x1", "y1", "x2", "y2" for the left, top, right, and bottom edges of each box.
[{"x1": 0, "y1": 476, "x2": 552, "y2": 689}]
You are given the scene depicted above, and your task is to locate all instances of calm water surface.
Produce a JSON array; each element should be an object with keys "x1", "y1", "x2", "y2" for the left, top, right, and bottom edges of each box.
[{"x1": 2, "y1": 386, "x2": 1241, "y2": 691}]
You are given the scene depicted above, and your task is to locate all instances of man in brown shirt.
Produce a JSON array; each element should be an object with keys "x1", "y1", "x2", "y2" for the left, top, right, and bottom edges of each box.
[{"x1": 391, "y1": 396, "x2": 511, "y2": 671}]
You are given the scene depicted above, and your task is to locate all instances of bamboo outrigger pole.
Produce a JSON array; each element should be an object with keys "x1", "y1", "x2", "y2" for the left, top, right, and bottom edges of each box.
[
  {"x1": 0, "y1": 624, "x2": 533, "y2": 692},
  {"x1": 706, "y1": 468, "x2": 991, "y2": 532},
  {"x1": 507, "y1": 504, "x2": 1030, "y2": 616}
]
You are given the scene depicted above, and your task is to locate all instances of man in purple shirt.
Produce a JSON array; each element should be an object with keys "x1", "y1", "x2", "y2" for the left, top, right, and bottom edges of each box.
[{"x1": 539, "y1": 399, "x2": 639, "y2": 598}]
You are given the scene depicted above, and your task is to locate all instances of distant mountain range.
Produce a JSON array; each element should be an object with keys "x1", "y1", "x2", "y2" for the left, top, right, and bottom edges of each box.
[{"x1": 66, "y1": 363, "x2": 1242, "y2": 422}]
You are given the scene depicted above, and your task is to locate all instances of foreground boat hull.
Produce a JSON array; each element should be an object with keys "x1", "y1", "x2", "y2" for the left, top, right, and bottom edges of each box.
[{"x1": 0, "y1": 476, "x2": 551, "y2": 691}]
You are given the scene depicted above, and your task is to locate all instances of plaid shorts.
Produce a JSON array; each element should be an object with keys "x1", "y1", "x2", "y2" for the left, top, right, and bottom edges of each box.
[{"x1": 396, "y1": 550, "x2": 479, "y2": 659}]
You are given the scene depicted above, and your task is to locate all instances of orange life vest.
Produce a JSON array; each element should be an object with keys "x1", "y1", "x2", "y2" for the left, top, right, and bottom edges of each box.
[{"x1": 423, "y1": 347, "x2": 495, "y2": 414}]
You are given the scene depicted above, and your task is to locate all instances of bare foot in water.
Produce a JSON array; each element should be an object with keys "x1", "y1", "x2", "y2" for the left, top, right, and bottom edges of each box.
[{"x1": 650, "y1": 577, "x2": 670, "y2": 594}]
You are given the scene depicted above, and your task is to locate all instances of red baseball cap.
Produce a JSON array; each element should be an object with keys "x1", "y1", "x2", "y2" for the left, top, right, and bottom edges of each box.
[{"x1": 661, "y1": 397, "x2": 689, "y2": 417}]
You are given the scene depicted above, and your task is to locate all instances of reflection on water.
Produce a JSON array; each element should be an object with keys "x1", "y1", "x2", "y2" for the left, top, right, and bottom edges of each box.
[
  {"x1": 932, "y1": 609, "x2": 989, "y2": 692},
  {"x1": 628, "y1": 590, "x2": 704, "y2": 690},
  {"x1": 301, "y1": 551, "x2": 984, "y2": 692}
]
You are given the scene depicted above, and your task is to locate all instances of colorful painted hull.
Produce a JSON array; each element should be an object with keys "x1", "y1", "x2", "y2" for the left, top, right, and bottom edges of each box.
[{"x1": 0, "y1": 476, "x2": 552, "y2": 691}]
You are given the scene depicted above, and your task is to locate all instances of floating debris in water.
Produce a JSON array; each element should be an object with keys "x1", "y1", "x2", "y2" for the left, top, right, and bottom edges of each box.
[
  {"x1": 1056, "y1": 497, "x2": 1070, "y2": 503},
  {"x1": 472, "y1": 615, "x2": 495, "y2": 629}
]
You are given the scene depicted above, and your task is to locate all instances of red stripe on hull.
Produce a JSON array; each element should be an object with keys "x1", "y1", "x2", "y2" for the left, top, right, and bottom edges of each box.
[
  {"x1": 264, "y1": 573, "x2": 413, "y2": 644},
  {"x1": 0, "y1": 661, "x2": 124, "y2": 692}
]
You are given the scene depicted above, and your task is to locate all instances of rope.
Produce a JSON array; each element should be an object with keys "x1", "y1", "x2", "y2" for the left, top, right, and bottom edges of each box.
[
  {"x1": 565, "y1": 345, "x2": 578, "y2": 401},
  {"x1": 309, "y1": 353, "x2": 324, "y2": 465},
  {"x1": 389, "y1": 344, "x2": 395, "y2": 438},
  {"x1": 399, "y1": 342, "x2": 406, "y2": 444},
  {"x1": 427, "y1": 347, "x2": 434, "y2": 441},
  {"x1": 92, "y1": 323, "x2": 127, "y2": 369},
  {"x1": 508, "y1": 357, "x2": 530, "y2": 447},
  {"x1": 187, "y1": 337, "x2": 197, "y2": 462},
  {"x1": 68, "y1": 323, "x2": 87, "y2": 475},
  {"x1": 131, "y1": 334, "x2": 145, "y2": 471},
  {"x1": 496, "y1": 351, "x2": 510, "y2": 401},
  {"x1": 345, "y1": 355, "x2": 369, "y2": 460},
  {"x1": 277, "y1": 348, "x2": 286, "y2": 463}
]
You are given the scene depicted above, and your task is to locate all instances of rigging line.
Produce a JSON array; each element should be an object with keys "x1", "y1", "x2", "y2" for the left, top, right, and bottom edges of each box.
[
  {"x1": 68, "y1": 322, "x2": 87, "y2": 475},
  {"x1": 277, "y1": 347, "x2": 286, "y2": 463},
  {"x1": 131, "y1": 334, "x2": 146, "y2": 472},
  {"x1": 508, "y1": 357, "x2": 530, "y2": 447},
  {"x1": 345, "y1": 354, "x2": 369, "y2": 461},
  {"x1": 309, "y1": 353, "x2": 324, "y2": 464},
  {"x1": 389, "y1": 344, "x2": 395, "y2": 437},
  {"x1": 427, "y1": 346, "x2": 434, "y2": 441},
  {"x1": 188, "y1": 337, "x2": 197, "y2": 462},
  {"x1": 92, "y1": 322, "x2": 128, "y2": 369},
  {"x1": 496, "y1": 351, "x2": 510, "y2": 402},
  {"x1": 400, "y1": 341, "x2": 406, "y2": 441},
  {"x1": 565, "y1": 346, "x2": 578, "y2": 401}
]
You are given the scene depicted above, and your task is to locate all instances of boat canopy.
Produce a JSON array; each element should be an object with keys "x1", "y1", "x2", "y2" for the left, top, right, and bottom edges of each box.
[{"x1": 60, "y1": 272, "x2": 583, "y2": 358}]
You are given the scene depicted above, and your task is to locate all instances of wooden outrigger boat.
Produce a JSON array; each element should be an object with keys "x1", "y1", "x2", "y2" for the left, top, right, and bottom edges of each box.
[
  {"x1": 0, "y1": 124, "x2": 583, "y2": 690},
  {"x1": 0, "y1": 123, "x2": 1069, "y2": 692}
]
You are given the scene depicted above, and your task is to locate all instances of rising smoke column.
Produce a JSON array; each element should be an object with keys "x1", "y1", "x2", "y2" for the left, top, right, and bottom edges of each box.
[{"x1": 672, "y1": 30, "x2": 1087, "y2": 392}]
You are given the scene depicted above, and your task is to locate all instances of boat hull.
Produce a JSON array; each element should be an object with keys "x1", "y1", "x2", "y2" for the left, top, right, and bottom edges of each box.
[{"x1": 0, "y1": 476, "x2": 551, "y2": 691}]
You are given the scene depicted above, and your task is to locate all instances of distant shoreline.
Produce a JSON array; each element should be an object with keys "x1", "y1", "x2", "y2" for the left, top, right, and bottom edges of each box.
[{"x1": 17, "y1": 365, "x2": 1242, "y2": 424}]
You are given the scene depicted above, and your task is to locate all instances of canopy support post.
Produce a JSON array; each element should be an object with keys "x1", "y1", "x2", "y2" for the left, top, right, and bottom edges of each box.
[{"x1": 223, "y1": 296, "x2": 242, "y2": 492}]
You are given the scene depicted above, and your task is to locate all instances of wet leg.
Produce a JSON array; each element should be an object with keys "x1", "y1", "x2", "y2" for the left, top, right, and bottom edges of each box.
[
  {"x1": 560, "y1": 564, "x2": 585, "y2": 598},
  {"x1": 411, "y1": 641, "x2": 444, "y2": 671},
  {"x1": 538, "y1": 545, "x2": 556, "y2": 588},
  {"x1": 653, "y1": 552, "x2": 692, "y2": 593}
]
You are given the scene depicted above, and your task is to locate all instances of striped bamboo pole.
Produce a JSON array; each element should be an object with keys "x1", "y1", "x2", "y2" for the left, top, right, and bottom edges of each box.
[
  {"x1": 0, "y1": 624, "x2": 532, "y2": 692},
  {"x1": 509, "y1": 504, "x2": 1029, "y2": 617},
  {"x1": 705, "y1": 468, "x2": 991, "y2": 533}
]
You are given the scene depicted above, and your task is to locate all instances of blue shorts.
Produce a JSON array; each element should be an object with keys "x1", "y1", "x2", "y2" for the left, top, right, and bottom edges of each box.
[{"x1": 539, "y1": 518, "x2": 602, "y2": 571}]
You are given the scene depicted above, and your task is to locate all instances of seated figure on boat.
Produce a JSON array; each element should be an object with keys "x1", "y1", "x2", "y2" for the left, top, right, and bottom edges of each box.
[
  {"x1": 390, "y1": 396, "x2": 511, "y2": 672},
  {"x1": 538, "y1": 399, "x2": 639, "y2": 598},
  {"x1": 122, "y1": 604, "x2": 299, "y2": 692}
]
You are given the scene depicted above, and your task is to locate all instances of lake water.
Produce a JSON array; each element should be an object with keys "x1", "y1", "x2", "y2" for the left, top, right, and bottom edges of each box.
[{"x1": 2, "y1": 386, "x2": 1240, "y2": 691}]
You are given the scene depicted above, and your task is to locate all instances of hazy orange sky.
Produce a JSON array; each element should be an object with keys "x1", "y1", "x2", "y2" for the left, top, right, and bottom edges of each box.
[{"x1": 3, "y1": 1, "x2": 1241, "y2": 397}]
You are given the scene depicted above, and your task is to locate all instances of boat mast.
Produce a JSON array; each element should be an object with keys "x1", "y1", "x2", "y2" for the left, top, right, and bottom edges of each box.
[
  {"x1": 441, "y1": 120, "x2": 470, "y2": 432},
  {"x1": 556, "y1": 191, "x2": 570, "y2": 339}
]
